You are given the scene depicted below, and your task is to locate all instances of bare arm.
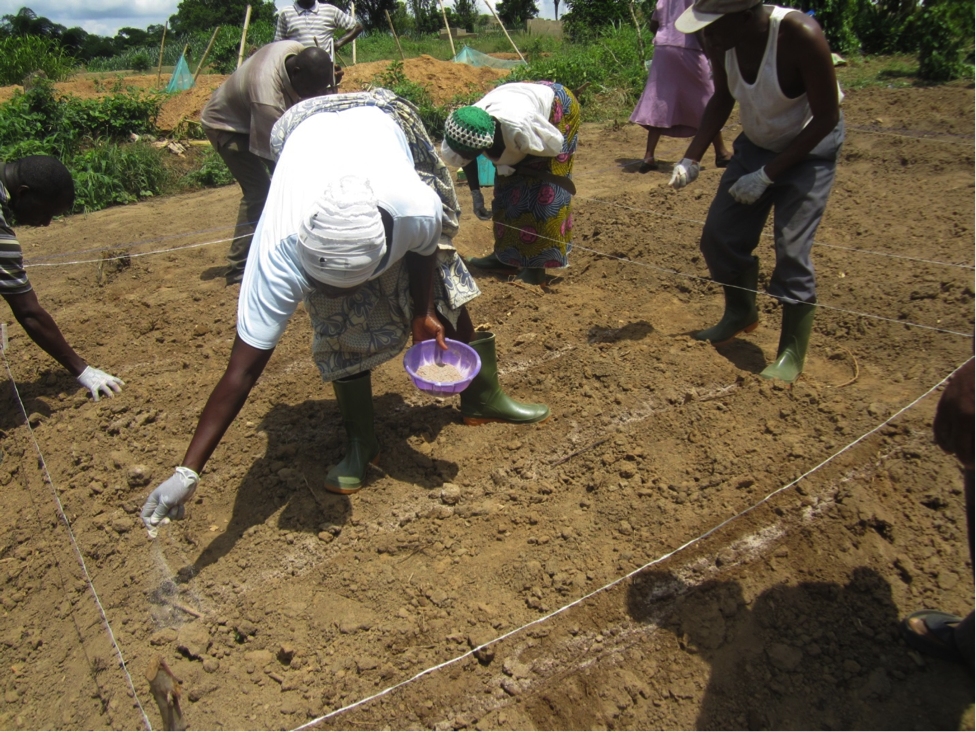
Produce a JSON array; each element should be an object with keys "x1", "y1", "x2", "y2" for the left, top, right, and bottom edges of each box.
[
  {"x1": 179, "y1": 336, "x2": 275, "y2": 473},
  {"x1": 406, "y1": 250, "x2": 446, "y2": 348},
  {"x1": 762, "y1": 15, "x2": 839, "y2": 180},
  {"x1": 3, "y1": 290, "x2": 87, "y2": 376},
  {"x1": 462, "y1": 160, "x2": 480, "y2": 192},
  {"x1": 681, "y1": 47, "x2": 735, "y2": 163},
  {"x1": 334, "y1": 22, "x2": 364, "y2": 50}
]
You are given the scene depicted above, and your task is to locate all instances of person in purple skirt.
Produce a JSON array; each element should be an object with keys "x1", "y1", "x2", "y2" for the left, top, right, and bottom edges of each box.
[{"x1": 630, "y1": 0, "x2": 731, "y2": 173}]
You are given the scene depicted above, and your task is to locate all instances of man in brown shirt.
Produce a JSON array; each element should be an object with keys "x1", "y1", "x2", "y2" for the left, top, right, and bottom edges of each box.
[{"x1": 200, "y1": 42, "x2": 335, "y2": 285}]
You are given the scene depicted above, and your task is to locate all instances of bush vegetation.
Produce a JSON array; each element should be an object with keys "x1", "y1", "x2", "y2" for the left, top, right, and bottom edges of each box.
[{"x1": 0, "y1": 35, "x2": 75, "y2": 84}]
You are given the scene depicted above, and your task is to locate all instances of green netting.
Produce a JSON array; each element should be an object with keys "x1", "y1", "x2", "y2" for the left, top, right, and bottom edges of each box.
[
  {"x1": 452, "y1": 46, "x2": 525, "y2": 70},
  {"x1": 166, "y1": 55, "x2": 194, "y2": 93}
]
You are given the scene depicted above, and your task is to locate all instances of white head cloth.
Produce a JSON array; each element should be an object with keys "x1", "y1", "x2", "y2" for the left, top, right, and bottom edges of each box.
[{"x1": 298, "y1": 176, "x2": 387, "y2": 288}]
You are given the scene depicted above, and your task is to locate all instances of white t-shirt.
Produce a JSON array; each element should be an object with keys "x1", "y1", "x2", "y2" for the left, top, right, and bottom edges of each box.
[{"x1": 237, "y1": 106, "x2": 442, "y2": 351}]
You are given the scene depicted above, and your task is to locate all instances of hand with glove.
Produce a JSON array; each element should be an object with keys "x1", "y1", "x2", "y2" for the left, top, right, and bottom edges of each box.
[
  {"x1": 141, "y1": 467, "x2": 199, "y2": 537},
  {"x1": 668, "y1": 158, "x2": 700, "y2": 190},
  {"x1": 470, "y1": 189, "x2": 492, "y2": 221},
  {"x1": 77, "y1": 365, "x2": 124, "y2": 402},
  {"x1": 728, "y1": 167, "x2": 773, "y2": 205}
]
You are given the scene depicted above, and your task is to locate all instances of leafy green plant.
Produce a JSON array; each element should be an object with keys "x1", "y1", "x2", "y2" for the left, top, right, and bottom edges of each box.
[
  {"x1": 511, "y1": 25, "x2": 648, "y2": 120},
  {"x1": 70, "y1": 142, "x2": 170, "y2": 212},
  {"x1": 129, "y1": 51, "x2": 152, "y2": 72},
  {"x1": 916, "y1": 0, "x2": 975, "y2": 81},
  {"x1": 0, "y1": 35, "x2": 77, "y2": 85},
  {"x1": 182, "y1": 148, "x2": 236, "y2": 188},
  {"x1": 372, "y1": 60, "x2": 450, "y2": 137}
]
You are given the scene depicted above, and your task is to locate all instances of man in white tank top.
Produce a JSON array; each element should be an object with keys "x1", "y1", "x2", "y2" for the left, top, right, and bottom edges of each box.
[{"x1": 666, "y1": 0, "x2": 844, "y2": 383}]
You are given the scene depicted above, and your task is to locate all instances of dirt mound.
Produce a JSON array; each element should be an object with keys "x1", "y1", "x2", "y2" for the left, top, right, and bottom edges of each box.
[
  {"x1": 0, "y1": 56, "x2": 510, "y2": 133},
  {"x1": 339, "y1": 54, "x2": 512, "y2": 104}
]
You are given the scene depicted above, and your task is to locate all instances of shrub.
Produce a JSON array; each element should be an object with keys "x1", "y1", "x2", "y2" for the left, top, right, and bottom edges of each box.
[
  {"x1": 129, "y1": 51, "x2": 153, "y2": 72},
  {"x1": 373, "y1": 60, "x2": 451, "y2": 138},
  {"x1": 511, "y1": 25, "x2": 648, "y2": 119},
  {"x1": 70, "y1": 143, "x2": 170, "y2": 212},
  {"x1": 0, "y1": 35, "x2": 77, "y2": 85},
  {"x1": 917, "y1": 0, "x2": 975, "y2": 81},
  {"x1": 182, "y1": 148, "x2": 236, "y2": 188},
  {"x1": 0, "y1": 81, "x2": 162, "y2": 158}
]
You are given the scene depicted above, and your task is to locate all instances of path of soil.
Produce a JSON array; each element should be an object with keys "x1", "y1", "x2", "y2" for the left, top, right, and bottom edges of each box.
[{"x1": 0, "y1": 78, "x2": 973, "y2": 731}]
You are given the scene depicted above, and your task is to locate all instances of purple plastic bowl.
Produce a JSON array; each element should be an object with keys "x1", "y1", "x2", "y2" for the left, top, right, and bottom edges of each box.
[{"x1": 403, "y1": 339, "x2": 481, "y2": 397}]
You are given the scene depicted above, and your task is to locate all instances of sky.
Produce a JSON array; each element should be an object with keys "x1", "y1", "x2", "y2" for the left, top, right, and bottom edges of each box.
[{"x1": 0, "y1": 0, "x2": 557, "y2": 38}]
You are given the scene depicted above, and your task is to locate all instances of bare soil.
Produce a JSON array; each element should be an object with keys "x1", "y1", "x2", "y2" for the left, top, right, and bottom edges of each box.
[{"x1": 0, "y1": 81, "x2": 973, "y2": 731}]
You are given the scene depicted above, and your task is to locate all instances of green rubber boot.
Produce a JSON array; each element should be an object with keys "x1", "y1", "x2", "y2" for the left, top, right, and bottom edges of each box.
[
  {"x1": 760, "y1": 302, "x2": 816, "y2": 383},
  {"x1": 460, "y1": 332, "x2": 550, "y2": 425},
  {"x1": 694, "y1": 259, "x2": 760, "y2": 346},
  {"x1": 465, "y1": 253, "x2": 520, "y2": 276},
  {"x1": 325, "y1": 371, "x2": 380, "y2": 494}
]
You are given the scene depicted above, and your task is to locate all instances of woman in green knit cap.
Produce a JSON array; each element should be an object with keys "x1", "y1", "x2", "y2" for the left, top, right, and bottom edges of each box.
[{"x1": 441, "y1": 81, "x2": 580, "y2": 287}]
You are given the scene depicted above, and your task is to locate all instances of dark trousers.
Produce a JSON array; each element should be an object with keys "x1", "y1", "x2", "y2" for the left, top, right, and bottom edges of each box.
[
  {"x1": 204, "y1": 128, "x2": 275, "y2": 274},
  {"x1": 699, "y1": 117, "x2": 845, "y2": 304}
]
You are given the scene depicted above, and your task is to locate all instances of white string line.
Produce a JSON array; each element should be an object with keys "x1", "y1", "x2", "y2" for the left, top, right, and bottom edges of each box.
[
  {"x1": 845, "y1": 125, "x2": 975, "y2": 145},
  {"x1": 294, "y1": 357, "x2": 972, "y2": 731},
  {"x1": 19, "y1": 126, "x2": 971, "y2": 271},
  {"x1": 574, "y1": 195, "x2": 975, "y2": 270},
  {"x1": 0, "y1": 351, "x2": 153, "y2": 731},
  {"x1": 484, "y1": 216, "x2": 974, "y2": 338},
  {"x1": 24, "y1": 234, "x2": 237, "y2": 268},
  {"x1": 23, "y1": 221, "x2": 255, "y2": 264},
  {"x1": 571, "y1": 243, "x2": 974, "y2": 338}
]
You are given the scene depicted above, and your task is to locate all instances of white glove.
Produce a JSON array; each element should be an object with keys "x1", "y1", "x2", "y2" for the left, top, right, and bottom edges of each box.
[
  {"x1": 728, "y1": 166, "x2": 773, "y2": 205},
  {"x1": 668, "y1": 158, "x2": 701, "y2": 190},
  {"x1": 77, "y1": 365, "x2": 124, "y2": 402},
  {"x1": 141, "y1": 467, "x2": 199, "y2": 535},
  {"x1": 471, "y1": 189, "x2": 492, "y2": 221}
]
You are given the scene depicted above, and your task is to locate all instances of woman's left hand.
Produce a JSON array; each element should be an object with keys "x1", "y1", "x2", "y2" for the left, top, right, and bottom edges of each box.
[{"x1": 412, "y1": 313, "x2": 447, "y2": 349}]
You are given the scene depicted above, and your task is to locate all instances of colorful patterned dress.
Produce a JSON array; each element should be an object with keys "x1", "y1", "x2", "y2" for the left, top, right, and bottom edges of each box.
[{"x1": 491, "y1": 82, "x2": 580, "y2": 270}]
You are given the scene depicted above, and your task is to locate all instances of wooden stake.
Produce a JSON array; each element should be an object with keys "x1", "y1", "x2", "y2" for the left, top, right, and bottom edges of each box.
[
  {"x1": 385, "y1": 9, "x2": 406, "y2": 62},
  {"x1": 351, "y1": 2, "x2": 357, "y2": 64},
  {"x1": 237, "y1": 5, "x2": 253, "y2": 69},
  {"x1": 482, "y1": 0, "x2": 526, "y2": 63},
  {"x1": 192, "y1": 26, "x2": 221, "y2": 85},
  {"x1": 438, "y1": 0, "x2": 456, "y2": 58},
  {"x1": 155, "y1": 22, "x2": 167, "y2": 88},
  {"x1": 628, "y1": 1, "x2": 646, "y2": 62}
]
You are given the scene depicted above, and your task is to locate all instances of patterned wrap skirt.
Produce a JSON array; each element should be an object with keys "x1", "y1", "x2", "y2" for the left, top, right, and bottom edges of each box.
[
  {"x1": 305, "y1": 246, "x2": 479, "y2": 382},
  {"x1": 492, "y1": 82, "x2": 580, "y2": 269}
]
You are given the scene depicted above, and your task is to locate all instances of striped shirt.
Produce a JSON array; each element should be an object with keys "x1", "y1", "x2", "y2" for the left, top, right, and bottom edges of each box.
[
  {"x1": 0, "y1": 183, "x2": 31, "y2": 296},
  {"x1": 273, "y1": 3, "x2": 357, "y2": 51}
]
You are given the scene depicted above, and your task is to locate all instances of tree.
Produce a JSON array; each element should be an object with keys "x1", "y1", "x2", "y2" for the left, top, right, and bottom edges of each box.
[
  {"x1": 1, "y1": 7, "x2": 65, "y2": 38},
  {"x1": 409, "y1": 0, "x2": 443, "y2": 34},
  {"x1": 169, "y1": 0, "x2": 278, "y2": 34},
  {"x1": 497, "y1": 0, "x2": 538, "y2": 29},
  {"x1": 454, "y1": 0, "x2": 479, "y2": 31},
  {"x1": 344, "y1": 0, "x2": 399, "y2": 31},
  {"x1": 562, "y1": 0, "x2": 628, "y2": 39}
]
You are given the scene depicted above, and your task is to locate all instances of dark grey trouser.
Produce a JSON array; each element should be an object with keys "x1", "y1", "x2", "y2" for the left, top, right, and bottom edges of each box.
[
  {"x1": 204, "y1": 128, "x2": 276, "y2": 274},
  {"x1": 699, "y1": 117, "x2": 845, "y2": 304}
]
